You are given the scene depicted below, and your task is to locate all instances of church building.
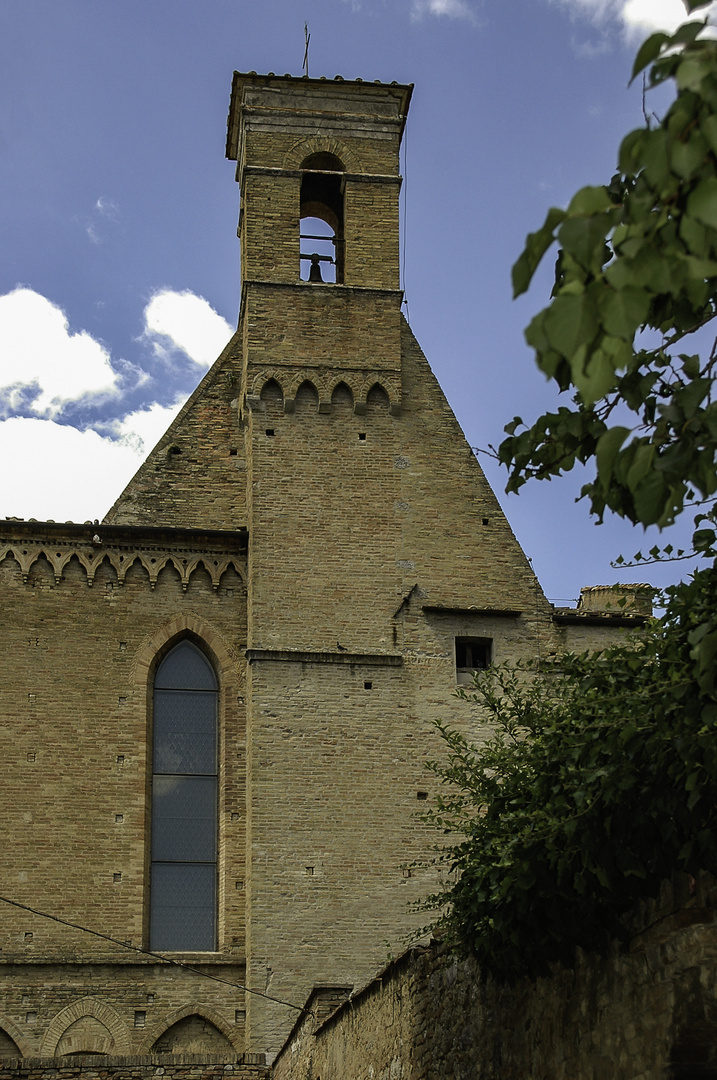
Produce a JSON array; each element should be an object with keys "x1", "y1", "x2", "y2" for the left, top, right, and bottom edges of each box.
[{"x1": 0, "y1": 72, "x2": 647, "y2": 1065}]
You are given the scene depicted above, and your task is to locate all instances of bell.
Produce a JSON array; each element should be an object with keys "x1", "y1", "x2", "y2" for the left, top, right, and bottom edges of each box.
[{"x1": 309, "y1": 254, "x2": 323, "y2": 283}]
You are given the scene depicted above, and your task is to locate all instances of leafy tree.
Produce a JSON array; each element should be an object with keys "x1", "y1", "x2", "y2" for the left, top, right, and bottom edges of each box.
[
  {"x1": 504, "y1": 1, "x2": 717, "y2": 544},
  {"x1": 424, "y1": 567, "x2": 717, "y2": 982},
  {"x1": 424, "y1": 3, "x2": 717, "y2": 981}
]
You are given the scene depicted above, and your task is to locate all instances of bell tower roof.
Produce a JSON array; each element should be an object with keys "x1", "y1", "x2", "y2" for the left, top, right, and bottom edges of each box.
[{"x1": 226, "y1": 72, "x2": 413, "y2": 164}]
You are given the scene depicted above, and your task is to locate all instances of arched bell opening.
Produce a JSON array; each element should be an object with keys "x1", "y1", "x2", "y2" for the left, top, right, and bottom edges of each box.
[{"x1": 300, "y1": 153, "x2": 344, "y2": 284}]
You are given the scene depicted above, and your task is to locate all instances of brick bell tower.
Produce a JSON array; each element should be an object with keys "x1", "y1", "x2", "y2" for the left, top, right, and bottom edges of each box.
[
  {"x1": 225, "y1": 73, "x2": 414, "y2": 654},
  {"x1": 224, "y1": 73, "x2": 547, "y2": 1056}
]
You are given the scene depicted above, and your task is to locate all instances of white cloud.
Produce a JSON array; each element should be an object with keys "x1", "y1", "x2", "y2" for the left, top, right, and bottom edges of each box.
[
  {"x1": 0, "y1": 398, "x2": 187, "y2": 523},
  {"x1": 0, "y1": 287, "x2": 226, "y2": 521},
  {"x1": 0, "y1": 288, "x2": 119, "y2": 417},
  {"x1": 411, "y1": 0, "x2": 477, "y2": 21},
  {"x1": 105, "y1": 397, "x2": 187, "y2": 456},
  {"x1": 553, "y1": 0, "x2": 716, "y2": 36},
  {"x1": 142, "y1": 289, "x2": 233, "y2": 368},
  {"x1": 0, "y1": 417, "x2": 140, "y2": 522}
]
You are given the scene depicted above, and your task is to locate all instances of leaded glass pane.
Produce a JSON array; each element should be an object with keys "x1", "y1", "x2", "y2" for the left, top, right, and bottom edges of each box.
[
  {"x1": 154, "y1": 689, "x2": 216, "y2": 774},
  {"x1": 152, "y1": 775, "x2": 217, "y2": 861},
  {"x1": 155, "y1": 641, "x2": 217, "y2": 691},
  {"x1": 151, "y1": 639, "x2": 218, "y2": 953},
  {"x1": 150, "y1": 863, "x2": 216, "y2": 951}
]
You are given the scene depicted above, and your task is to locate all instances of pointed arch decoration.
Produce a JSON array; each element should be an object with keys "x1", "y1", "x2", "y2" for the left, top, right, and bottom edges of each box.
[
  {"x1": 40, "y1": 998, "x2": 131, "y2": 1057},
  {"x1": 132, "y1": 612, "x2": 240, "y2": 700},
  {"x1": 0, "y1": 1016, "x2": 31, "y2": 1059},
  {"x1": 139, "y1": 1004, "x2": 240, "y2": 1056}
]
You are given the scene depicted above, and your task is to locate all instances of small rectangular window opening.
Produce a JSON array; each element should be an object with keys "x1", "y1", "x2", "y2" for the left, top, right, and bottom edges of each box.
[
  {"x1": 265, "y1": 429, "x2": 275, "y2": 437},
  {"x1": 358, "y1": 433, "x2": 367, "y2": 441},
  {"x1": 364, "y1": 681, "x2": 372, "y2": 690},
  {"x1": 455, "y1": 637, "x2": 492, "y2": 685}
]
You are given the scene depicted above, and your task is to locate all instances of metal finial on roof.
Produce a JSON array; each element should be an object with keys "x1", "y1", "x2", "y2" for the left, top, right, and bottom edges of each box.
[{"x1": 303, "y1": 23, "x2": 310, "y2": 78}]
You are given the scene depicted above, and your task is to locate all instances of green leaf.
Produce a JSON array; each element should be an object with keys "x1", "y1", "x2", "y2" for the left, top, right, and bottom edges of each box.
[
  {"x1": 543, "y1": 291, "x2": 598, "y2": 359},
  {"x1": 669, "y1": 129, "x2": 708, "y2": 180},
  {"x1": 597, "y1": 286, "x2": 650, "y2": 340},
  {"x1": 676, "y1": 56, "x2": 710, "y2": 93},
  {"x1": 567, "y1": 186, "x2": 613, "y2": 215},
  {"x1": 595, "y1": 426, "x2": 631, "y2": 485},
  {"x1": 687, "y1": 177, "x2": 717, "y2": 229},
  {"x1": 557, "y1": 215, "x2": 612, "y2": 273},
  {"x1": 699, "y1": 114, "x2": 717, "y2": 158},
  {"x1": 512, "y1": 207, "x2": 566, "y2": 298},
  {"x1": 642, "y1": 129, "x2": 672, "y2": 191},
  {"x1": 630, "y1": 32, "x2": 670, "y2": 82}
]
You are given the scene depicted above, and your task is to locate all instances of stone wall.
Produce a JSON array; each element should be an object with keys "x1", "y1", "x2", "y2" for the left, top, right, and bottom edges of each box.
[
  {"x1": 273, "y1": 874, "x2": 717, "y2": 1080},
  {"x1": 0, "y1": 1053, "x2": 267, "y2": 1080}
]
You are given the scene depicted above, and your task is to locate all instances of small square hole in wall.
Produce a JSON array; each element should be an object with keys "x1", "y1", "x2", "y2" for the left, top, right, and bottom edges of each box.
[
  {"x1": 25, "y1": 1012, "x2": 37, "y2": 1025},
  {"x1": 364, "y1": 681, "x2": 372, "y2": 690},
  {"x1": 229, "y1": 447, "x2": 238, "y2": 456},
  {"x1": 265, "y1": 429, "x2": 275, "y2": 437},
  {"x1": 113, "y1": 872, "x2": 122, "y2": 883},
  {"x1": 402, "y1": 868, "x2": 412, "y2": 879},
  {"x1": 134, "y1": 1011, "x2": 146, "y2": 1029},
  {"x1": 235, "y1": 880, "x2": 245, "y2": 891},
  {"x1": 27, "y1": 693, "x2": 36, "y2": 705},
  {"x1": 455, "y1": 637, "x2": 492, "y2": 685},
  {"x1": 118, "y1": 696, "x2": 126, "y2": 705},
  {"x1": 305, "y1": 866, "x2": 314, "y2": 877},
  {"x1": 119, "y1": 641, "x2": 127, "y2": 651},
  {"x1": 416, "y1": 791, "x2": 428, "y2": 801},
  {"x1": 115, "y1": 814, "x2": 124, "y2": 823},
  {"x1": 358, "y1": 433, "x2": 366, "y2": 441},
  {"x1": 116, "y1": 755, "x2": 125, "y2": 765},
  {"x1": 231, "y1": 811, "x2": 241, "y2": 821},
  {"x1": 235, "y1": 1010, "x2": 246, "y2": 1024},
  {"x1": 26, "y1": 752, "x2": 35, "y2": 763},
  {"x1": 482, "y1": 518, "x2": 490, "y2": 526},
  {"x1": 146, "y1": 994, "x2": 154, "y2": 1004},
  {"x1": 24, "y1": 932, "x2": 33, "y2": 943}
]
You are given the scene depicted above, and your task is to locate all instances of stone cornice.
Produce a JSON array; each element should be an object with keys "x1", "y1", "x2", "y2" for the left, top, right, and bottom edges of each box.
[{"x1": 246, "y1": 648, "x2": 402, "y2": 666}]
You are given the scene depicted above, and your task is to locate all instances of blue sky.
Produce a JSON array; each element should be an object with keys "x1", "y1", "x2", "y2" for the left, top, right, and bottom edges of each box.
[{"x1": 0, "y1": 0, "x2": 711, "y2": 605}]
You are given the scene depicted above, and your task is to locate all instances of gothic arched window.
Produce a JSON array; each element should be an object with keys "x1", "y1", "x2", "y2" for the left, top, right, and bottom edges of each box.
[{"x1": 150, "y1": 640, "x2": 218, "y2": 951}]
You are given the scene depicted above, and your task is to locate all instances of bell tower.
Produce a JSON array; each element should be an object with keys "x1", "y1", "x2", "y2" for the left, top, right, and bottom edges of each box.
[
  {"x1": 226, "y1": 74, "x2": 413, "y2": 657},
  {"x1": 226, "y1": 72, "x2": 412, "y2": 386},
  {"x1": 222, "y1": 72, "x2": 549, "y2": 1056}
]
